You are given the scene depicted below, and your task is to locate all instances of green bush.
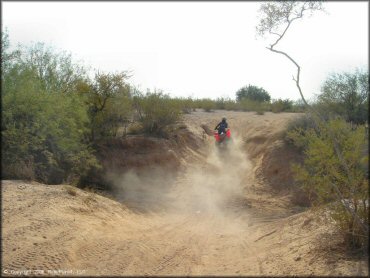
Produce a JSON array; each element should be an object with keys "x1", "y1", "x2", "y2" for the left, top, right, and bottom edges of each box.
[
  {"x1": 1, "y1": 33, "x2": 99, "y2": 184},
  {"x1": 284, "y1": 114, "x2": 317, "y2": 146},
  {"x1": 239, "y1": 99, "x2": 269, "y2": 112},
  {"x1": 271, "y1": 98, "x2": 293, "y2": 113},
  {"x1": 79, "y1": 72, "x2": 132, "y2": 140},
  {"x1": 287, "y1": 118, "x2": 369, "y2": 250},
  {"x1": 2, "y1": 85, "x2": 99, "y2": 184},
  {"x1": 224, "y1": 100, "x2": 239, "y2": 111},
  {"x1": 214, "y1": 97, "x2": 226, "y2": 110},
  {"x1": 318, "y1": 69, "x2": 368, "y2": 125},
  {"x1": 193, "y1": 98, "x2": 216, "y2": 112},
  {"x1": 171, "y1": 97, "x2": 194, "y2": 114},
  {"x1": 132, "y1": 90, "x2": 182, "y2": 135},
  {"x1": 18, "y1": 42, "x2": 86, "y2": 95},
  {"x1": 290, "y1": 99, "x2": 307, "y2": 113}
]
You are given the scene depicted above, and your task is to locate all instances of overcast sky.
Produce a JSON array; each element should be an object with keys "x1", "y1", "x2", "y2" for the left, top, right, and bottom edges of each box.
[{"x1": 2, "y1": 1, "x2": 368, "y2": 101}]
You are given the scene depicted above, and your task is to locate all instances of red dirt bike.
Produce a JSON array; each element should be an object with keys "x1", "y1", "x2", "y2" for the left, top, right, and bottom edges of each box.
[{"x1": 214, "y1": 128, "x2": 232, "y2": 148}]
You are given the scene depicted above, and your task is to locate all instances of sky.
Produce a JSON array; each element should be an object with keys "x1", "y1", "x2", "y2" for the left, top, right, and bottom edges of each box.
[{"x1": 2, "y1": 1, "x2": 368, "y2": 101}]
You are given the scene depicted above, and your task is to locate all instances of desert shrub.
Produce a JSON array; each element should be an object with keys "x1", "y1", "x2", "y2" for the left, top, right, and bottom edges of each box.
[
  {"x1": 214, "y1": 97, "x2": 230, "y2": 110},
  {"x1": 1, "y1": 33, "x2": 99, "y2": 184},
  {"x1": 132, "y1": 90, "x2": 181, "y2": 135},
  {"x1": 2, "y1": 84, "x2": 100, "y2": 184},
  {"x1": 215, "y1": 98, "x2": 225, "y2": 110},
  {"x1": 195, "y1": 98, "x2": 216, "y2": 112},
  {"x1": 224, "y1": 100, "x2": 239, "y2": 111},
  {"x1": 271, "y1": 98, "x2": 293, "y2": 113},
  {"x1": 3, "y1": 160, "x2": 35, "y2": 181},
  {"x1": 284, "y1": 114, "x2": 317, "y2": 146},
  {"x1": 290, "y1": 99, "x2": 307, "y2": 113},
  {"x1": 318, "y1": 69, "x2": 368, "y2": 125},
  {"x1": 239, "y1": 99, "x2": 269, "y2": 112},
  {"x1": 78, "y1": 72, "x2": 132, "y2": 140},
  {"x1": 214, "y1": 97, "x2": 242, "y2": 111},
  {"x1": 170, "y1": 97, "x2": 195, "y2": 114},
  {"x1": 180, "y1": 97, "x2": 195, "y2": 114},
  {"x1": 203, "y1": 99, "x2": 217, "y2": 112},
  {"x1": 287, "y1": 118, "x2": 369, "y2": 250},
  {"x1": 255, "y1": 108, "x2": 265, "y2": 115}
]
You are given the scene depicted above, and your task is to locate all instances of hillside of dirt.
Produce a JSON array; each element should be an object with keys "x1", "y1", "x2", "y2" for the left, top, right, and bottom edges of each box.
[{"x1": 2, "y1": 110, "x2": 368, "y2": 276}]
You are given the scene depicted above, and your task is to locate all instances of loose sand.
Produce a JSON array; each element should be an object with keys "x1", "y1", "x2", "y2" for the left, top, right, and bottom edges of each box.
[{"x1": 2, "y1": 111, "x2": 368, "y2": 276}]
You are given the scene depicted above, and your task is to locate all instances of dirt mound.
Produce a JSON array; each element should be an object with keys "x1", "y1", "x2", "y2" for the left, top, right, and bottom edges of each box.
[
  {"x1": 99, "y1": 136, "x2": 180, "y2": 170},
  {"x1": 3, "y1": 178, "x2": 367, "y2": 276},
  {"x1": 83, "y1": 127, "x2": 203, "y2": 188},
  {"x1": 200, "y1": 124, "x2": 215, "y2": 136},
  {"x1": 1, "y1": 180, "x2": 134, "y2": 275},
  {"x1": 257, "y1": 141, "x2": 300, "y2": 188}
]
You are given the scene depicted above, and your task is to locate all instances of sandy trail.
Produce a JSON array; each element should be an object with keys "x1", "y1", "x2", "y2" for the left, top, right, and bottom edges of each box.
[{"x1": 2, "y1": 111, "x2": 368, "y2": 276}]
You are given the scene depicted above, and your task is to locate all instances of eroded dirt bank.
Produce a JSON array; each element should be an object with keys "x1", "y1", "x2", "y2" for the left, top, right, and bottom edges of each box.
[{"x1": 2, "y1": 111, "x2": 368, "y2": 276}]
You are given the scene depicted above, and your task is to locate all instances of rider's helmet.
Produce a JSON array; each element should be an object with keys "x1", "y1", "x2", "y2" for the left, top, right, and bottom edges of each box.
[{"x1": 222, "y1": 116, "x2": 226, "y2": 122}]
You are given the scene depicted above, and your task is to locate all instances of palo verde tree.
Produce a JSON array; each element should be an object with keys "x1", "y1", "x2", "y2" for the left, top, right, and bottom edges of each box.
[
  {"x1": 79, "y1": 71, "x2": 132, "y2": 140},
  {"x1": 19, "y1": 42, "x2": 86, "y2": 94},
  {"x1": 256, "y1": 1, "x2": 368, "y2": 250}
]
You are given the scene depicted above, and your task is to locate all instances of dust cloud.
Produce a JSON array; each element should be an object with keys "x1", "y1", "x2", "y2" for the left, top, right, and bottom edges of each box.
[{"x1": 108, "y1": 133, "x2": 252, "y2": 218}]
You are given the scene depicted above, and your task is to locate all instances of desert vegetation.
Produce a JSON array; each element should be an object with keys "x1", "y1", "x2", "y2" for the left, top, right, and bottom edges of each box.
[
  {"x1": 256, "y1": 1, "x2": 368, "y2": 253},
  {"x1": 284, "y1": 72, "x2": 369, "y2": 250},
  {"x1": 1, "y1": 30, "x2": 303, "y2": 185},
  {"x1": 1, "y1": 1, "x2": 368, "y2": 259}
]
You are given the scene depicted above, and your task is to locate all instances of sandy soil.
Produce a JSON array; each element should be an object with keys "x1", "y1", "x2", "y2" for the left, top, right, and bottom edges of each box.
[{"x1": 2, "y1": 111, "x2": 368, "y2": 276}]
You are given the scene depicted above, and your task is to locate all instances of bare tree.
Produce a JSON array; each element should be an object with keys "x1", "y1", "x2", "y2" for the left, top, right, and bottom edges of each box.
[{"x1": 256, "y1": 1, "x2": 323, "y2": 106}]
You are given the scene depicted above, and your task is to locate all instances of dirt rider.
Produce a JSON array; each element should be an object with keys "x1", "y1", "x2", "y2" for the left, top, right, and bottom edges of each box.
[{"x1": 215, "y1": 117, "x2": 228, "y2": 135}]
